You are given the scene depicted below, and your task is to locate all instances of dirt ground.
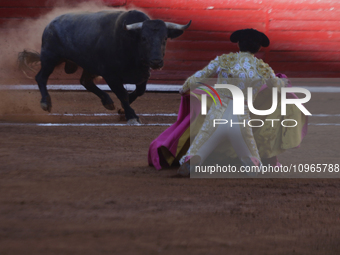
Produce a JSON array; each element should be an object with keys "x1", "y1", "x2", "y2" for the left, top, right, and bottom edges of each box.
[{"x1": 0, "y1": 90, "x2": 340, "y2": 255}]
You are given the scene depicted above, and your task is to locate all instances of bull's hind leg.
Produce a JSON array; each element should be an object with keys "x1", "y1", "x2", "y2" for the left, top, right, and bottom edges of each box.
[
  {"x1": 35, "y1": 57, "x2": 59, "y2": 112},
  {"x1": 80, "y1": 70, "x2": 115, "y2": 110}
]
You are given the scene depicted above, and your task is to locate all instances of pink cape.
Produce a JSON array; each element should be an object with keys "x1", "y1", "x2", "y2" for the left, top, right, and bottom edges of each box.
[{"x1": 148, "y1": 92, "x2": 197, "y2": 170}]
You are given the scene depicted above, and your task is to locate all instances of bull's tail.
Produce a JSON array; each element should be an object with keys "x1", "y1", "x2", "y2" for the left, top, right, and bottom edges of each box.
[{"x1": 18, "y1": 50, "x2": 41, "y2": 79}]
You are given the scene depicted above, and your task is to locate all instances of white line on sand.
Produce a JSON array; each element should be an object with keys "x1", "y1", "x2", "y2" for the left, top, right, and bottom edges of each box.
[
  {"x1": 50, "y1": 113, "x2": 178, "y2": 117},
  {"x1": 308, "y1": 123, "x2": 340, "y2": 126},
  {"x1": 0, "y1": 122, "x2": 339, "y2": 127},
  {"x1": 1, "y1": 113, "x2": 178, "y2": 117},
  {"x1": 2, "y1": 113, "x2": 340, "y2": 118},
  {"x1": 2, "y1": 84, "x2": 340, "y2": 93},
  {"x1": 311, "y1": 114, "x2": 340, "y2": 117},
  {"x1": 0, "y1": 123, "x2": 172, "y2": 127},
  {"x1": 0, "y1": 84, "x2": 181, "y2": 92},
  {"x1": 51, "y1": 113, "x2": 339, "y2": 117},
  {"x1": 301, "y1": 87, "x2": 340, "y2": 93}
]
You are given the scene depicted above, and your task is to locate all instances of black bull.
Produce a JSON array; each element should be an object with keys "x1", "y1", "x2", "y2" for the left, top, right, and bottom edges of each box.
[{"x1": 18, "y1": 10, "x2": 191, "y2": 124}]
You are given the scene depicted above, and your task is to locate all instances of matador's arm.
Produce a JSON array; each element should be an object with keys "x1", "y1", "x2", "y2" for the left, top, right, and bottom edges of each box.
[{"x1": 181, "y1": 56, "x2": 220, "y2": 93}]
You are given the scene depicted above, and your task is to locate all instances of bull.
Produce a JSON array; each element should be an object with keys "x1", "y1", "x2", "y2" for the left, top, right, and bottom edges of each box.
[{"x1": 18, "y1": 10, "x2": 191, "y2": 124}]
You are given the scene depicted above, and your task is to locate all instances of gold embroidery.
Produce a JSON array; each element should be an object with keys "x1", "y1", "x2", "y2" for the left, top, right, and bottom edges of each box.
[
  {"x1": 218, "y1": 53, "x2": 237, "y2": 69},
  {"x1": 256, "y1": 59, "x2": 272, "y2": 79}
]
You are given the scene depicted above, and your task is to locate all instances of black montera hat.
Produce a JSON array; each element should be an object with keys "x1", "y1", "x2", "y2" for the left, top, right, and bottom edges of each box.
[{"x1": 230, "y1": 28, "x2": 270, "y2": 47}]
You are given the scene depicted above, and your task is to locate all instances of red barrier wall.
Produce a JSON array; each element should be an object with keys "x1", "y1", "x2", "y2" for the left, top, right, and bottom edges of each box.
[{"x1": 1, "y1": 0, "x2": 340, "y2": 84}]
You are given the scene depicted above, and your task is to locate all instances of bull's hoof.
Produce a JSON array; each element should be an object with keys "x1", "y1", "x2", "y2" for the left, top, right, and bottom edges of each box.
[
  {"x1": 40, "y1": 96, "x2": 52, "y2": 112},
  {"x1": 104, "y1": 103, "x2": 115, "y2": 110},
  {"x1": 118, "y1": 108, "x2": 125, "y2": 114},
  {"x1": 127, "y1": 118, "x2": 142, "y2": 125}
]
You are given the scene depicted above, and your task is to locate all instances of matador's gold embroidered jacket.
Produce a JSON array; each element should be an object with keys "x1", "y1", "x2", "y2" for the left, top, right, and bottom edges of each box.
[
  {"x1": 182, "y1": 51, "x2": 286, "y2": 99},
  {"x1": 179, "y1": 52, "x2": 287, "y2": 165}
]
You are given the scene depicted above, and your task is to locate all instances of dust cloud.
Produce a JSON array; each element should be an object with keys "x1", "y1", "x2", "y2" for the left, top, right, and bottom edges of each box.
[
  {"x1": 0, "y1": 0, "x2": 126, "y2": 115},
  {"x1": 0, "y1": 0, "x2": 125, "y2": 85}
]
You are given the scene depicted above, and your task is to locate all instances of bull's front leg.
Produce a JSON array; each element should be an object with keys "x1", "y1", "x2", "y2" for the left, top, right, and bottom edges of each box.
[
  {"x1": 129, "y1": 81, "x2": 147, "y2": 104},
  {"x1": 106, "y1": 79, "x2": 140, "y2": 124},
  {"x1": 80, "y1": 70, "x2": 115, "y2": 110},
  {"x1": 118, "y1": 81, "x2": 147, "y2": 116}
]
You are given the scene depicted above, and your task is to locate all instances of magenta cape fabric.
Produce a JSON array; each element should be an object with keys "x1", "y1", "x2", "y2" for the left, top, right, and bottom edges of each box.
[
  {"x1": 148, "y1": 74, "x2": 309, "y2": 170},
  {"x1": 148, "y1": 92, "x2": 197, "y2": 170}
]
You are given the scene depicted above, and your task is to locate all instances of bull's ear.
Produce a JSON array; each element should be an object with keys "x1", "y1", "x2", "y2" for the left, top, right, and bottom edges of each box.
[{"x1": 167, "y1": 29, "x2": 184, "y2": 39}]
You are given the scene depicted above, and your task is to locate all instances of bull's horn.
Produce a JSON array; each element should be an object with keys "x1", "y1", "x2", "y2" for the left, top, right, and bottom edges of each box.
[
  {"x1": 125, "y1": 22, "x2": 143, "y2": 30},
  {"x1": 165, "y1": 20, "x2": 191, "y2": 30}
]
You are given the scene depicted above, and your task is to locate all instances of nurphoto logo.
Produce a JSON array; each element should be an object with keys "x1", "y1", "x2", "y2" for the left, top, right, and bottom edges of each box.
[{"x1": 198, "y1": 83, "x2": 312, "y2": 128}]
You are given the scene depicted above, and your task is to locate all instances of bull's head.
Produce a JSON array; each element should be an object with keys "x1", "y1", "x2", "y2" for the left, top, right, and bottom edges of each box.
[{"x1": 125, "y1": 20, "x2": 191, "y2": 69}]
